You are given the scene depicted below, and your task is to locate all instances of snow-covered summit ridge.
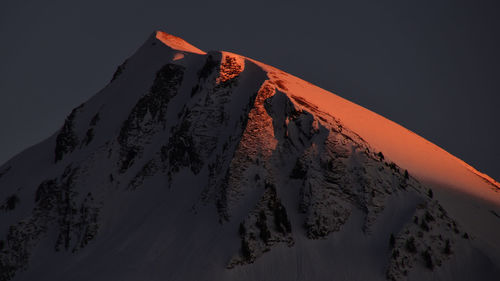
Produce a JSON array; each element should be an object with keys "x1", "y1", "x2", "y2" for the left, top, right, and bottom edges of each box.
[
  {"x1": 244, "y1": 57, "x2": 500, "y2": 204},
  {"x1": 154, "y1": 30, "x2": 500, "y2": 201},
  {"x1": 155, "y1": 31, "x2": 206, "y2": 55},
  {"x1": 151, "y1": 30, "x2": 499, "y2": 205}
]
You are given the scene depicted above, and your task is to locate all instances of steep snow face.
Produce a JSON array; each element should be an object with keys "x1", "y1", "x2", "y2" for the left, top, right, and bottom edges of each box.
[{"x1": 0, "y1": 31, "x2": 498, "y2": 281}]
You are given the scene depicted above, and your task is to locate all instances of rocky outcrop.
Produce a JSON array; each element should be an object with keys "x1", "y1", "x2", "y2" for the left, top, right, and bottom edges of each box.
[
  {"x1": 118, "y1": 63, "x2": 185, "y2": 173},
  {"x1": 0, "y1": 165, "x2": 100, "y2": 280},
  {"x1": 386, "y1": 200, "x2": 468, "y2": 280},
  {"x1": 55, "y1": 105, "x2": 83, "y2": 162},
  {"x1": 228, "y1": 181, "x2": 293, "y2": 268}
]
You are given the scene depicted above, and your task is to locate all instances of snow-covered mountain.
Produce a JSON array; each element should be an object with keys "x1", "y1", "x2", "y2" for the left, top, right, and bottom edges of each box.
[{"x1": 0, "y1": 31, "x2": 499, "y2": 281}]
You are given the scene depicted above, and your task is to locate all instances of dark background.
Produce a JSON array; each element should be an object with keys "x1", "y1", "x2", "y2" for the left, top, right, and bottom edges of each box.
[{"x1": 1, "y1": 0, "x2": 499, "y2": 180}]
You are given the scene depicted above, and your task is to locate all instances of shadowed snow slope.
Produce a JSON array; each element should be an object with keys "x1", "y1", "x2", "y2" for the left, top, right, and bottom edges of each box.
[{"x1": 0, "y1": 31, "x2": 498, "y2": 281}]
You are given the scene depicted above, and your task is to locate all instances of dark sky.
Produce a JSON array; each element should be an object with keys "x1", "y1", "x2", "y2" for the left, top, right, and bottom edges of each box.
[{"x1": 1, "y1": 0, "x2": 499, "y2": 180}]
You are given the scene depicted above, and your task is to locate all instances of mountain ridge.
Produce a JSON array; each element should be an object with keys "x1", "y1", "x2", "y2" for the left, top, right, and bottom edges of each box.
[{"x1": 0, "y1": 30, "x2": 498, "y2": 281}]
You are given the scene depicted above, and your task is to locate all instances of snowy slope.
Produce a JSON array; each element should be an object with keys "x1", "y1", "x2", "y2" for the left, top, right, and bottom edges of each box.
[{"x1": 0, "y1": 31, "x2": 498, "y2": 281}]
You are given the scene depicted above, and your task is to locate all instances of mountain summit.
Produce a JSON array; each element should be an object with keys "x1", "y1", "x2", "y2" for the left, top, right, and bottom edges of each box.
[
  {"x1": 155, "y1": 31, "x2": 206, "y2": 55},
  {"x1": 0, "y1": 31, "x2": 498, "y2": 281}
]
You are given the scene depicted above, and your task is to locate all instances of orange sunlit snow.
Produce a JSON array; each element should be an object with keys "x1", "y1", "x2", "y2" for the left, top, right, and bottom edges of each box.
[
  {"x1": 156, "y1": 31, "x2": 499, "y2": 206},
  {"x1": 156, "y1": 31, "x2": 206, "y2": 55},
  {"x1": 246, "y1": 58, "x2": 500, "y2": 206}
]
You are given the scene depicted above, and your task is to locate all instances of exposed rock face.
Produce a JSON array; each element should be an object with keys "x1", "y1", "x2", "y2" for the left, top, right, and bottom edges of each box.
[
  {"x1": 118, "y1": 63, "x2": 185, "y2": 173},
  {"x1": 386, "y1": 200, "x2": 467, "y2": 280},
  {"x1": 0, "y1": 165, "x2": 99, "y2": 281},
  {"x1": 54, "y1": 106, "x2": 81, "y2": 162},
  {"x1": 228, "y1": 182, "x2": 293, "y2": 268}
]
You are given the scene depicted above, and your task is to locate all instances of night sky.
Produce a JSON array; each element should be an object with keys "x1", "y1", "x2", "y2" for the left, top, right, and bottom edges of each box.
[{"x1": 1, "y1": 0, "x2": 499, "y2": 180}]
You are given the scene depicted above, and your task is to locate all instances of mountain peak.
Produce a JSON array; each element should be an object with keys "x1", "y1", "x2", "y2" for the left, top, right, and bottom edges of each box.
[
  {"x1": 155, "y1": 30, "x2": 206, "y2": 55},
  {"x1": 0, "y1": 30, "x2": 499, "y2": 281}
]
